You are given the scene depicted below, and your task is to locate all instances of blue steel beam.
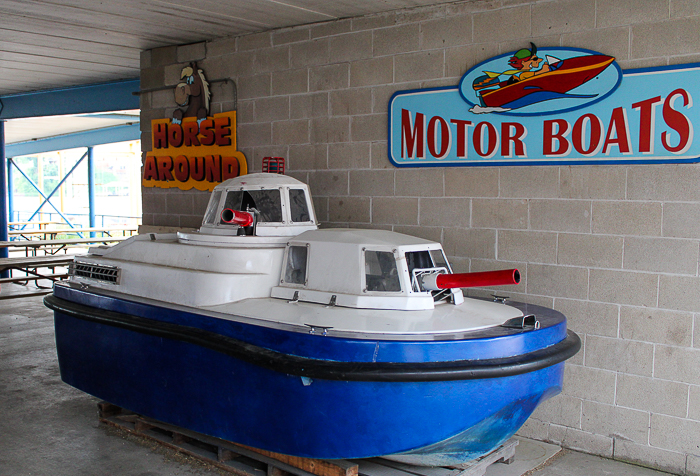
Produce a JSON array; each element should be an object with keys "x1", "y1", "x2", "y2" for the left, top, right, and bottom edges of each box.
[
  {"x1": 0, "y1": 79, "x2": 140, "y2": 120},
  {"x1": 87, "y1": 147, "x2": 96, "y2": 238},
  {"x1": 6, "y1": 123, "x2": 140, "y2": 157},
  {"x1": 0, "y1": 122, "x2": 7, "y2": 277}
]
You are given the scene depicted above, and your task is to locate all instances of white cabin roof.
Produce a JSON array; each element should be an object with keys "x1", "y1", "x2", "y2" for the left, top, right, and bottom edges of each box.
[
  {"x1": 291, "y1": 228, "x2": 435, "y2": 247},
  {"x1": 217, "y1": 173, "x2": 306, "y2": 189}
]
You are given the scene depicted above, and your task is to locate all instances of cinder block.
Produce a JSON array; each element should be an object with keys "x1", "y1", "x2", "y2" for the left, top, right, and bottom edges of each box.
[
  {"x1": 351, "y1": 114, "x2": 388, "y2": 142},
  {"x1": 142, "y1": 189, "x2": 167, "y2": 215},
  {"x1": 290, "y1": 92, "x2": 329, "y2": 119},
  {"x1": 628, "y1": 164, "x2": 700, "y2": 201},
  {"x1": 395, "y1": 168, "x2": 444, "y2": 197},
  {"x1": 350, "y1": 169, "x2": 394, "y2": 197},
  {"x1": 237, "y1": 123, "x2": 272, "y2": 147},
  {"x1": 330, "y1": 89, "x2": 372, "y2": 116},
  {"x1": 254, "y1": 96, "x2": 290, "y2": 123},
  {"x1": 658, "y1": 275, "x2": 700, "y2": 312},
  {"x1": 253, "y1": 46, "x2": 290, "y2": 73},
  {"x1": 530, "y1": 199, "x2": 591, "y2": 233},
  {"x1": 150, "y1": 89, "x2": 174, "y2": 109},
  {"x1": 236, "y1": 100, "x2": 254, "y2": 124},
  {"x1": 419, "y1": 198, "x2": 470, "y2": 228},
  {"x1": 689, "y1": 385, "x2": 700, "y2": 420},
  {"x1": 180, "y1": 214, "x2": 203, "y2": 229},
  {"x1": 312, "y1": 195, "x2": 328, "y2": 223},
  {"x1": 614, "y1": 440, "x2": 687, "y2": 475},
  {"x1": 290, "y1": 39, "x2": 330, "y2": 68},
  {"x1": 272, "y1": 119, "x2": 310, "y2": 145},
  {"x1": 531, "y1": 0, "x2": 595, "y2": 35},
  {"x1": 616, "y1": 373, "x2": 687, "y2": 416},
  {"x1": 308, "y1": 170, "x2": 349, "y2": 197},
  {"x1": 442, "y1": 228, "x2": 496, "y2": 259},
  {"x1": 632, "y1": 16, "x2": 700, "y2": 58},
  {"x1": 141, "y1": 67, "x2": 165, "y2": 91},
  {"x1": 397, "y1": 5, "x2": 445, "y2": 24},
  {"x1": 177, "y1": 42, "x2": 206, "y2": 63},
  {"x1": 623, "y1": 237, "x2": 698, "y2": 275},
  {"x1": 445, "y1": 43, "x2": 500, "y2": 78},
  {"x1": 581, "y1": 401, "x2": 649, "y2": 443},
  {"x1": 310, "y1": 116, "x2": 350, "y2": 143},
  {"x1": 166, "y1": 193, "x2": 194, "y2": 215},
  {"x1": 531, "y1": 394, "x2": 582, "y2": 428},
  {"x1": 393, "y1": 225, "x2": 442, "y2": 243},
  {"x1": 472, "y1": 199, "x2": 527, "y2": 229},
  {"x1": 553, "y1": 298, "x2": 619, "y2": 337},
  {"x1": 273, "y1": 27, "x2": 310, "y2": 46},
  {"x1": 151, "y1": 45, "x2": 177, "y2": 66},
  {"x1": 328, "y1": 142, "x2": 371, "y2": 170},
  {"x1": 238, "y1": 74, "x2": 270, "y2": 99},
  {"x1": 350, "y1": 57, "x2": 394, "y2": 87},
  {"x1": 329, "y1": 31, "x2": 373, "y2": 63},
  {"x1": 309, "y1": 63, "x2": 349, "y2": 91},
  {"x1": 515, "y1": 418, "x2": 550, "y2": 441},
  {"x1": 238, "y1": 32, "x2": 271, "y2": 51},
  {"x1": 649, "y1": 413, "x2": 700, "y2": 453},
  {"x1": 206, "y1": 37, "x2": 237, "y2": 57},
  {"x1": 586, "y1": 336, "x2": 654, "y2": 377},
  {"x1": 328, "y1": 197, "x2": 371, "y2": 223},
  {"x1": 193, "y1": 191, "x2": 211, "y2": 216},
  {"x1": 500, "y1": 167, "x2": 560, "y2": 198},
  {"x1": 473, "y1": 6, "x2": 531, "y2": 43},
  {"x1": 373, "y1": 24, "x2": 420, "y2": 57},
  {"x1": 140, "y1": 50, "x2": 152, "y2": 69},
  {"x1": 557, "y1": 233, "x2": 623, "y2": 268},
  {"x1": 444, "y1": 168, "x2": 499, "y2": 197},
  {"x1": 564, "y1": 365, "x2": 617, "y2": 404},
  {"x1": 310, "y1": 19, "x2": 352, "y2": 39},
  {"x1": 421, "y1": 15, "x2": 472, "y2": 50},
  {"x1": 288, "y1": 144, "x2": 328, "y2": 171},
  {"x1": 561, "y1": 28, "x2": 630, "y2": 61},
  {"x1": 592, "y1": 201, "x2": 662, "y2": 236},
  {"x1": 527, "y1": 263, "x2": 588, "y2": 299},
  {"x1": 690, "y1": 454, "x2": 700, "y2": 476},
  {"x1": 619, "y1": 307, "x2": 693, "y2": 347},
  {"x1": 498, "y1": 230, "x2": 558, "y2": 264},
  {"x1": 395, "y1": 50, "x2": 445, "y2": 82},
  {"x1": 672, "y1": 0, "x2": 700, "y2": 17},
  {"x1": 654, "y1": 345, "x2": 700, "y2": 385},
  {"x1": 559, "y1": 166, "x2": 626, "y2": 200},
  {"x1": 589, "y1": 269, "x2": 658, "y2": 307},
  {"x1": 151, "y1": 213, "x2": 180, "y2": 228},
  {"x1": 209, "y1": 81, "x2": 236, "y2": 103},
  {"x1": 370, "y1": 141, "x2": 392, "y2": 169},
  {"x1": 372, "y1": 197, "x2": 419, "y2": 225},
  {"x1": 373, "y1": 83, "x2": 421, "y2": 114},
  {"x1": 352, "y1": 11, "x2": 398, "y2": 32},
  {"x1": 663, "y1": 203, "x2": 700, "y2": 239}
]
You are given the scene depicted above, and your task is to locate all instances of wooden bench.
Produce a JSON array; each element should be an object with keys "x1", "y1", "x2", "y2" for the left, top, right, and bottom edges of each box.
[
  {"x1": 0, "y1": 254, "x2": 75, "y2": 298},
  {"x1": 0, "y1": 236, "x2": 127, "y2": 256},
  {"x1": 8, "y1": 226, "x2": 136, "y2": 241}
]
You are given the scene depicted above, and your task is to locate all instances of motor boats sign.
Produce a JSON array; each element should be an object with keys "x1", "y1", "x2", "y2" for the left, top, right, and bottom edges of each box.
[{"x1": 389, "y1": 45, "x2": 698, "y2": 166}]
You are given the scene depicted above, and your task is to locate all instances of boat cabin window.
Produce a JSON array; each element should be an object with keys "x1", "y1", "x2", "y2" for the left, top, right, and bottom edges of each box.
[
  {"x1": 284, "y1": 246, "x2": 308, "y2": 285},
  {"x1": 406, "y1": 250, "x2": 451, "y2": 293},
  {"x1": 220, "y1": 189, "x2": 283, "y2": 224},
  {"x1": 203, "y1": 190, "x2": 223, "y2": 225},
  {"x1": 364, "y1": 250, "x2": 401, "y2": 292},
  {"x1": 289, "y1": 189, "x2": 310, "y2": 222}
]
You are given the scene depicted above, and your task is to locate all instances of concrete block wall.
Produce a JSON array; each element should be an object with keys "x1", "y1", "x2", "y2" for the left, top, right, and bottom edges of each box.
[{"x1": 140, "y1": 1, "x2": 700, "y2": 473}]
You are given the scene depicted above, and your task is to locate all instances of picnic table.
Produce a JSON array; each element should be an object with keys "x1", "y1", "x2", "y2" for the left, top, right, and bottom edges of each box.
[
  {"x1": 0, "y1": 236, "x2": 127, "y2": 256},
  {"x1": 8, "y1": 226, "x2": 136, "y2": 241},
  {"x1": 8, "y1": 220, "x2": 61, "y2": 230}
]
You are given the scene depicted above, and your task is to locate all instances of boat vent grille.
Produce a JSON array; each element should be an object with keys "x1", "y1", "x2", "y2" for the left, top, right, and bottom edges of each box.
[{"x1": 71, "y1": 262, "x2": 121, "y2": 284}]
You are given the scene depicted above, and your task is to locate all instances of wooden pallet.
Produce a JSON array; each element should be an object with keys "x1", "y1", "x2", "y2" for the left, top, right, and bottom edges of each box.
[{"x1": 98, "y1": 403, "x2": 517, "y2": 476}]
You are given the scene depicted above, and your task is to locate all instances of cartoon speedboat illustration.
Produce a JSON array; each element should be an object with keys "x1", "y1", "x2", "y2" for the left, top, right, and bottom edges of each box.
[
  {"x1": 45, "y1": 173, "x2": 580, "y2": 466},
  {"x1": 472, "y1": 49, "x2": 615, "y2": 110}
]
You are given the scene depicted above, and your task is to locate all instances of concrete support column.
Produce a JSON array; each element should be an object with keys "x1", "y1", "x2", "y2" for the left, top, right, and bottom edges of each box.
[{"x1": 0, "y1": 121, "x2": 9, "y2": 277}]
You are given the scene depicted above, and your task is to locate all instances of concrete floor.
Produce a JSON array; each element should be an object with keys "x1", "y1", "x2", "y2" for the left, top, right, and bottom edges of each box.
[{"x1": 0, "y1": 286, "x2": 676, "y2": 476}]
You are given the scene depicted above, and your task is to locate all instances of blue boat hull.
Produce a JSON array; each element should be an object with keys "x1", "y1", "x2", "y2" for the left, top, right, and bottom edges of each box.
[{"x1": 47, "y1": 284, "x2": 577, "y2": 464}]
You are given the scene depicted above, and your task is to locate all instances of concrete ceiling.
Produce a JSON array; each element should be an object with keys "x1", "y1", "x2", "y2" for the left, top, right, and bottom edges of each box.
[{"x1": 0, "y1": 0, "x2": 458, "y2": 96}]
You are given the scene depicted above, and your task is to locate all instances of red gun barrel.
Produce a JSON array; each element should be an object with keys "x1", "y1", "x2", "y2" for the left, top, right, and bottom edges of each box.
[
  {"x1": 221, "y1": 208, "x2": 254, "y2": 227},
  {"x1": 421, "y1": 269, "x2": 520, "y2": 290}
]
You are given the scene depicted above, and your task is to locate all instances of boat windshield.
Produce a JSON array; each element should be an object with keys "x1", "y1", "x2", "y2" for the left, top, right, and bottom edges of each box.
[
  {"x1": 289, "y1": 189, "x2": 310, "y2": 222},
  {"x1": 364, "y1": 250, "x2": 401, "y2": 292},
  {"x1": 221, "y1": 190, "x2": 283, "y2": 223}
]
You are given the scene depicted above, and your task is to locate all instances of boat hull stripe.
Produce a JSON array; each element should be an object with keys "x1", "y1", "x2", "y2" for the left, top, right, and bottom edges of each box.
[{"x1": 44, "y1": 294, "x2": 580, "y2": 382}]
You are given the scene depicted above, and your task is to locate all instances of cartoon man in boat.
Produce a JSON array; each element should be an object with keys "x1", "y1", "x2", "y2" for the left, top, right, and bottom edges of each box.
[{"x1": 470, "y1": 43, "x2": 615, "y2": 112}]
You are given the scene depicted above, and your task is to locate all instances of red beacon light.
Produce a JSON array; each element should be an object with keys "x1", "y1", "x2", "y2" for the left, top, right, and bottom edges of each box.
[
  {"x1": 421, "y1": 269, "x2": 520, "y2": 291},
  {"x1": 221, "y1": 208, "x2": 254, "y2": 227}
]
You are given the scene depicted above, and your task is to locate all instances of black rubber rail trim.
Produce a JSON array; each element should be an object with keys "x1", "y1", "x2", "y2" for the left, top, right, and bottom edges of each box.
[{"x1": 45, "y1": 294, "x2": 581, "y2": 382}]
